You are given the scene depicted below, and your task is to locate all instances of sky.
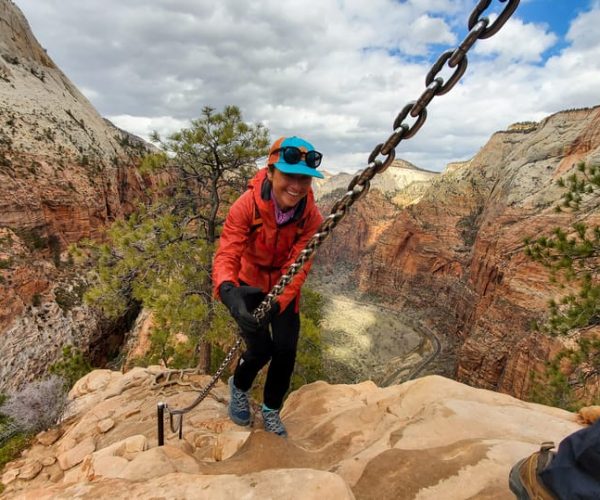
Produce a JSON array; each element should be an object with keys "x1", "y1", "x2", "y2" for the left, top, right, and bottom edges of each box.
[{"x1": 13, "y1": 0, "x2": 600, "y2": 174}]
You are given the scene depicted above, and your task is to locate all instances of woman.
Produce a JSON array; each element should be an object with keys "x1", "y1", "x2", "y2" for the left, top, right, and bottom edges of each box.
[{"x1": 212, "y1": 136, "x2": 324, "y2": 437}]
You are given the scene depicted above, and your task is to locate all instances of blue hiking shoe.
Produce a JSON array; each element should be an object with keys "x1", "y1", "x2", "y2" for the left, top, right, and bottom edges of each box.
[
  {"x1": 262, "y1": 405, "x2": 288, "y2": 437},
  {"x1": 228, "y1": 377, "x2": 250, "y2": 426}
]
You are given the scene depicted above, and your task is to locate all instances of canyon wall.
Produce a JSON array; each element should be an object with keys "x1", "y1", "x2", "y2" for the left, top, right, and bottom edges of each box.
[
  {"x1": 317, "y1": 106, "x2": 600, "y2": 398},
  {"x1": 0, "y1": 0, "x2": 155, "y2": 389}
]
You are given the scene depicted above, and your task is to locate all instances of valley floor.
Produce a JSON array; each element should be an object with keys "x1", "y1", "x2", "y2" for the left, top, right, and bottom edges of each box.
[{"x1": 309, "y1": 272, "x2": 433, "y2": 385}]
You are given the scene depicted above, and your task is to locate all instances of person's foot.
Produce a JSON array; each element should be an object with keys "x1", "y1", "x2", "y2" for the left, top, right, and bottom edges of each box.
[
  {"x1": 228, "y1": 377, "x2": 250, "y2": 426},
  {"x1": 509, "y1": 442, "x2": 556, "y2": 500},
  {"x1": 262, "y1": 405, "x2": 288, "y2": 437}
]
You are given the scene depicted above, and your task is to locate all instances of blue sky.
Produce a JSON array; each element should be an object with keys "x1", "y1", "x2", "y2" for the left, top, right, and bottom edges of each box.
[
  {"x1": 512, "y1": 0, "x2": 586, "y2": 56},
  {"x1": 520, "y1": 0, "x2": 582, "y2": 35},
  {"x1": 13, "y1": 0, "x2": 600, "y2": 173}
]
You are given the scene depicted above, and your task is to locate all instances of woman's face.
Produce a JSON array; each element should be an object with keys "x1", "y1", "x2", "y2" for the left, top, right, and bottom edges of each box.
[{"x1": 267, "y1": 167, "x2": 313, "y2": 211}]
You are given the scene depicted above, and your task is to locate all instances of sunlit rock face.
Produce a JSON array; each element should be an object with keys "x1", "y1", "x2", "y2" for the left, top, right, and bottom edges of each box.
[
  {"x1": 0, "y1": 0, "x2": 161, "y2": 389},
  {"x1": 0, "y1": 369, "x2": 585, "y2": 498},
  {"x1": 316, "y1": 106, "x2": 600, "y2": 397}
]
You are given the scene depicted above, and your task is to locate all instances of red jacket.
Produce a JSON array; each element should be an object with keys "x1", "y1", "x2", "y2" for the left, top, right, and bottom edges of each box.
[{"x1": 212, "y1": 168, "x2": 323, "y2": 312}]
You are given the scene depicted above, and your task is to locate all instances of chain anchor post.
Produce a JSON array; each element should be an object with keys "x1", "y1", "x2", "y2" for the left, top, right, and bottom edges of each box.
[{"x1": 157, "y1": 402, "x2": 165, "y2": 446}]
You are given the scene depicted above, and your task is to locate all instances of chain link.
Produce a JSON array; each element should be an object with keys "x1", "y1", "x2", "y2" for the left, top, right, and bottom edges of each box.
[
  {"x1": 470, "y1": 0, "x2": 519, "y2": 39},
  {"x1": 158, "y1": 0, "x2": 520, "y2": 442},
  {"x1": 426, "y1": 50, "x2": 468, "y2": 96}
]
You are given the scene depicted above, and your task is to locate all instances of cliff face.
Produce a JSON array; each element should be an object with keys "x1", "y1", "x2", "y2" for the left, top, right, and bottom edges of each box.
[
  {"x1": 0, "y1": 0, "x2": 154, "y2": 389},
  {"x1": 317, "y1": 106, "x2": 600, "y2": 398},
  {"x1": 314, "y1": 160, "x2": 439, "y2": 281}
]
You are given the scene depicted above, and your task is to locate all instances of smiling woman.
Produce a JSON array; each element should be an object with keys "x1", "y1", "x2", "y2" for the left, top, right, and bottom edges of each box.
[
  {"x1": 265, "y1": 136, "x2": 324, "y2": 211},
  {"x1": 212, "y1": 135, "x2": 325, "y2": 437},
  {"x1": 268, "y1": 169, "x2": 313, "y2": 211}
]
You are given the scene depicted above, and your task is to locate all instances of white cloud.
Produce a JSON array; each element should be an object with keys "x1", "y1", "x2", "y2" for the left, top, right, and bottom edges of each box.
[
  {"x1": 565, "y1": 3, "x2": 600, "y2": 50},
  {"x1": 107, "y1": 115, "x2": 190, "y2": 142},
  {"x1": 12, "y1": 0, "x2": 600, "y2": 174},
  {"x1": 473, "y1": 16, "x2": 558, "y2": 63}
]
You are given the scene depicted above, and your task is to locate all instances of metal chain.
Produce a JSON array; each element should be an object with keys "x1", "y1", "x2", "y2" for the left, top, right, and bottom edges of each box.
[{"x1": 157, "y1": 0, "x2": 520, "y2": 444}]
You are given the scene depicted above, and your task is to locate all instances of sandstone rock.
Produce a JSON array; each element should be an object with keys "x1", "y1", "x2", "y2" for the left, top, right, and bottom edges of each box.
[
  {"x1": 46, "y1": 467, "x2": 64, "y2": 483},
  {"x1": 55, "y1": 437, "x2": 76, "y2": 455},
  {"x1": 96, "y1": 418, "x2": 114, "y2": 434},
  {"x1": 1, "y1": 372, "x2": 585, "y2": 499},
  {"x1": 119, "y1": 445, "x2": 200, "y2": 481},
  {"x1": 15, "y1": 470, "x2": 355, "y2": 500},
  {"x1": 122, "y1": 434, "x2": 148, "y2": 459},
  {"x1": 65, "y1": 370, "x2": 135, "y2": 419},
  {"x1": 70, "y1": 370, "x2": 114, "y2": 397},
  {"x1": 41, "y1": 456, "x2": 56, "y2": 467},
  {"x1": 84, "y1": 455, "x2": 129, "y2": 480},
  {"x1": 62, "y1": 465, "x2": 86, "y2": 485},
  {"x1": 36, "y1": 428, "x2": 61, "y2": 446},
  {"x1": 57, "y1": 437, "x2": 95, "y2": 470},
  {"x1": 579, "y1": 405, "x2": 600, "y2": 425},
  {"x1": 92, "y1": 435, "x2": 148, "y2": 461},
  {"x1": 213, "y1": 431, "x2": 251, "y2": 461},
  {"x1": 18, "y1": 460, "x2": 42, "y2": 480},
  {"x1": 1, "y1": 468, "x2": 19, "y2": 485}
]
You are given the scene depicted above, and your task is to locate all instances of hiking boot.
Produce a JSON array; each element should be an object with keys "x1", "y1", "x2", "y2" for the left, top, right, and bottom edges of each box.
[
  {"x1": 228, "y1": 377, "x2": 250, "y2": 426},
  {"x1": 262, "y1": 405, "x2": 288, "y2": 437},
  {"x1": 509, "y1": 442, "x2": 556, "y2": 500}
]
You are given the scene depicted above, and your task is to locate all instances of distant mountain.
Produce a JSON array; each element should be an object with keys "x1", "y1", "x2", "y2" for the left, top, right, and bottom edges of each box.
[{"x1": 314, "y1": 159, "x2": 439, "y2": 207}]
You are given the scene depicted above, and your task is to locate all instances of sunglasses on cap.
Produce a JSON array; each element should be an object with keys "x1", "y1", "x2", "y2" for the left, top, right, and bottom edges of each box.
[{"x1": 273, "y1": 146, "x2": 323, "y2": 169}]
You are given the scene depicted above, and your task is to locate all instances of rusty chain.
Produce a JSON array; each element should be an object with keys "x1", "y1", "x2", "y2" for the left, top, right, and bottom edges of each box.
[{"x1": 158, "y1": 0, "x2": 520, "y2": 444}]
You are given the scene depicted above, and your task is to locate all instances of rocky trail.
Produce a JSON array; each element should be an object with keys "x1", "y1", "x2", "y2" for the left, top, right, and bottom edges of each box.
[{"x1": 2, "y1": 368, "x2": 593, "y2": 499}]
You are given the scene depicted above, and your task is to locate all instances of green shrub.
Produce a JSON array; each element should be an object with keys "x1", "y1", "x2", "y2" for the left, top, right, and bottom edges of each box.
[
  {"x1": 49, "y1": 346, "x2": 92, "y2": 388},
  {"x1": 525, "y1": 162, "x2": 599, "y2": 409},
  {"x1": 0, "y1": 433, "x2": 33, "y2": 471}
]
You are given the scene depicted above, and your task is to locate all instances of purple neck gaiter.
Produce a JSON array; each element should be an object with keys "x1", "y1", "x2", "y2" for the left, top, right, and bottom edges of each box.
[{"x1": 271, "y1": 189, "x2": 296, "y2": 225}]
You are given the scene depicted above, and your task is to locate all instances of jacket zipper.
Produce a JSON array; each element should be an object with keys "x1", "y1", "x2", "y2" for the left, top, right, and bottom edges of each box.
[{"x1": 268, "y1": 228, "x2": 279, "y2": 291}]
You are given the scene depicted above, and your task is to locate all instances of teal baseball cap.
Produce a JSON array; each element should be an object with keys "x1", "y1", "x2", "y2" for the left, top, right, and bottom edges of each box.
[{"x1": 267, "y1": 136, "x2": 324, "y2": 179}]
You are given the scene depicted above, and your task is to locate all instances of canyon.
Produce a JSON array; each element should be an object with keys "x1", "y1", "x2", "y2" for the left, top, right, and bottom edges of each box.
[
  {"x1": 1, "y1": 0, "x2": 599, "y2": 404},
  {"x1": 315, "y1": 109, "x2": 600, "y2": 399},
  {"x1": 1, "y1": 1, "x2": 600, "y2": 497}
]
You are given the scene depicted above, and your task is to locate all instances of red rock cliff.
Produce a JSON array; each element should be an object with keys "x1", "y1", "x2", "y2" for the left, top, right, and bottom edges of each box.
[
  {"x1": 0, "y1": 0, "x2": 156, "y2": 389},
  {"x1": 317, "y1": 106, "x2": 600, "y2": 399}
]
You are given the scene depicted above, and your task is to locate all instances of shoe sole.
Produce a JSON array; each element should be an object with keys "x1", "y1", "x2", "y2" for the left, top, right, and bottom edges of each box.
[
  {"x1": 508, "y1": 458, "x2": 529, "y2": 500},
  {"x1": 228, "y1": 408, "x2": 250, "y2": 426}
]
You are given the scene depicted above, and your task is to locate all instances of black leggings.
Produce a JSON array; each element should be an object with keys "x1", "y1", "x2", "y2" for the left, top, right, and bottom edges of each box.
[{"x1": 233, "y1": 285, "x2": 300, "y2": 410}]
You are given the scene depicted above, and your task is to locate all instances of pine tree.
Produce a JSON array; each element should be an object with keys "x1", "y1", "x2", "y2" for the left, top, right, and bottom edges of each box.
[
  {"x1": 525, "y1": 162, "x2": 599, "y2": 409},
  {"x1": 82, "y1": 106, "x2": 269, "y2": 371}
]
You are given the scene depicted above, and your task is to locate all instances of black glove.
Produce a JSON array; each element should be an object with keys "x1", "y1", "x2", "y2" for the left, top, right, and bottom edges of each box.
[
  {"x1": 219, "y1": 282, "x2": 263, "y2": 334},
  {"x1": 259, "y1": 301, "x2": 281, "y2": 327}
]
